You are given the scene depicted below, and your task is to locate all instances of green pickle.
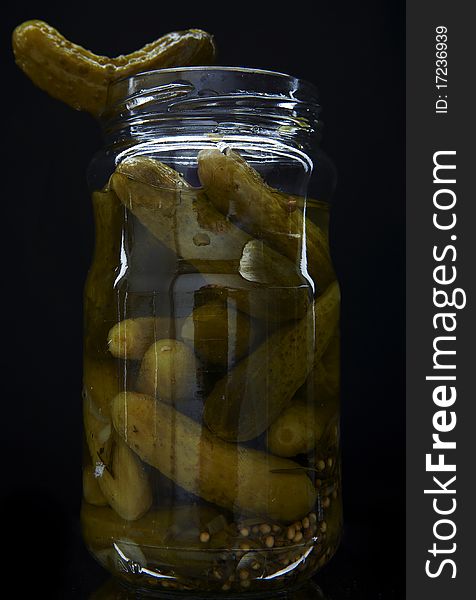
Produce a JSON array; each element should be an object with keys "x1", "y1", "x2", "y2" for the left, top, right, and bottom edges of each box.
[
  {"x1": 110, "y1": 156, "x2": 311, "y2": 322},
  {"x1": 13, "y1": 20, "x2": 216, "y2": 116},
  {"x1": 197, "y1": 148, "x2": 336, "y2": 292},
  {"x1": 82, "y1": 151, "x2": 341, "y2": 593},
  {"x1": 203, "y1": 281, "x2": 340, "y2": 442}
]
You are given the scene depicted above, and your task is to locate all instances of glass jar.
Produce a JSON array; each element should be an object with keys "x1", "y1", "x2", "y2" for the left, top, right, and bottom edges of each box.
[{"x1": 81, "y1": 67, "x2": 341, "y2": 597}]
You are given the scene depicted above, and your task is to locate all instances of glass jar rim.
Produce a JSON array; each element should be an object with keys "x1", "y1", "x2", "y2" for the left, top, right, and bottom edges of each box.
[
  {"x1": 106, "y1": 65, "x2": 320, "y2": 109},
  {"x1": 111, "y1": 65, "x2": 318, "y2": 86},
  {"x1": 102, "y1": 66, "x2": 323, "y2": 155}
]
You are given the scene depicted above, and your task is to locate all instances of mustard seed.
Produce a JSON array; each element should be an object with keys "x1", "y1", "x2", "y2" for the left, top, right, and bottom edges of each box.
[
  {"x1": 199, "y1": 531, "x2": 210, "y2": 543},
  {"x1": 259, "y1": 523, "x2": 272, "y2": 535},
  {"x1": 265, "y1": 535, "x2": 275, "y2": 548},
  {"x1": 293, "y1": 531, "x2": 304, "y2": 543}
]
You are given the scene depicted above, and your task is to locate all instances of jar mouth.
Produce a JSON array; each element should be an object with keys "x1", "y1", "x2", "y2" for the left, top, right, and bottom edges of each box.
[
  {"x1": 108, "y1": 65, "x2": 319, "y2": 100},
  {"x1": 102, "y1": 66, "x2": 322, "y2": 153},
  {"x1": 113, "y1": 65, "x2": 312, "y2": 78}
]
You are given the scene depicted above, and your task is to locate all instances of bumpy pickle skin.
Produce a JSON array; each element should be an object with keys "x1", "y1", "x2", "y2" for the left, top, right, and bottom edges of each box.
[
  {"x1": 112, "y1": 392, "x2": 317, "y2": 522},
  {"x1": 12, "y1": 20, "x2": 216, "y2": 116},
  {"x1": 180, "y1": 299, "x2": 256, "y2": 368},
  {"x1": 107, "y1": 317, "x2": 182, "y2": 361},
  {"x1": 83, "y1": 358, "x2": 153, "y2": 521},
  {"x1": 267, "y1": 309, "x2": 341, "y2": 458},
  {"x1": 111, "y1": 156, "x2": 251, "y2": 262},
  {"x1": 204, "y1": 281, "x2": 340, "y2": 442},
  {"x1": 136, "y1": 339, "x2": 198, "y2": 405},
  {"x1": 110, "y1": 157, "x2": 311, "y2": 322},
  {"x1": 84, "y1": 189, "x2": 124, "y2": 359},
  {"x1": 197, "y1": 148, "x2": 336, "y2": 292}
]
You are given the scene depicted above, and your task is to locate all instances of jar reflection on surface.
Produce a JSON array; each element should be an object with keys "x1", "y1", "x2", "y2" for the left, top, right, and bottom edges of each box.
[
  {"x1": 81, "y1": 67, "x2": 342, "y2": 595},
  {"x1": 90, "y1": 577, "x2": 328, "y2": 600}
]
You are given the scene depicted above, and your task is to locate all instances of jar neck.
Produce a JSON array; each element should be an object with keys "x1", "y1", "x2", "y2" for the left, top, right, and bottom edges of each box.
[{"x1": 100, "y1": 67, "x2": 322, "y2": 158}]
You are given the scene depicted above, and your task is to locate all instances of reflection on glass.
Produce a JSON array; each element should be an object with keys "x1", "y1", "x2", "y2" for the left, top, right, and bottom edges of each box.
[{"x1": 90, "y1": 577, "x2": 328, "y2": 599}]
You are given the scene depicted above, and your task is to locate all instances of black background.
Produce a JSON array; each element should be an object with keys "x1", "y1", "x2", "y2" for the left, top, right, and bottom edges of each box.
[{"x1": 2, "y1": 1, "x2": 404, "y2": 598}]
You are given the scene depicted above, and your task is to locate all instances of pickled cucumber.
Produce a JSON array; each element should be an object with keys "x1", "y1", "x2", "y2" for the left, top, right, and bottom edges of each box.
[
  {"x1": 111, "y1": 156, "x2": 251, "y2": 262},
  {"x1": 108, "y1": 317, "x2": 182, "y2": 361},
  {"x1": 180, "y1": 299, "x2": 256, "y2": 367},
  {"x1": 266, "y1": 400, "x2": 317, "y2": 457},
  {"x1": 13, "y1": 20, "x2": 216, "y2": 115},
  {"x1": 110, "y1": 157, "x2": 311, "y2": 322},
  {"x1": 265, "y1": 392, "x2": 338, "y2": 459},
  {"x1": 83, "y1": 358, "x2": 152, "y2": 520},
  {"x1": 83, "y1": 359, "x2": 119, "y2": 472},
  {"x1": 83, "y1": 358, "x2": 121, "y2": 418},
  {"x1": 264, "y1": 305, "x2": 342, "y2": 459},
  {"x1": 97, "y1": 435, "x2": 152, "y2": 521},
  {"x1": 136, "y1": 339, "x2": 198, "y2": 405},
  {"x1": 111, "y1": 392, "x2": 317, "y2": 522},
  {"x1": 84, "y1": 189, "x2": 124, "y2": 358},
  {"x1": 197, "y1": 148, "x2": 335, "y2": 291},
  {"x1": 313, "y1": 332, "x2": 340, "y2": 400},
  {"x1": 204, "y1": 281, "x2": 340, "y2": 442}
]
